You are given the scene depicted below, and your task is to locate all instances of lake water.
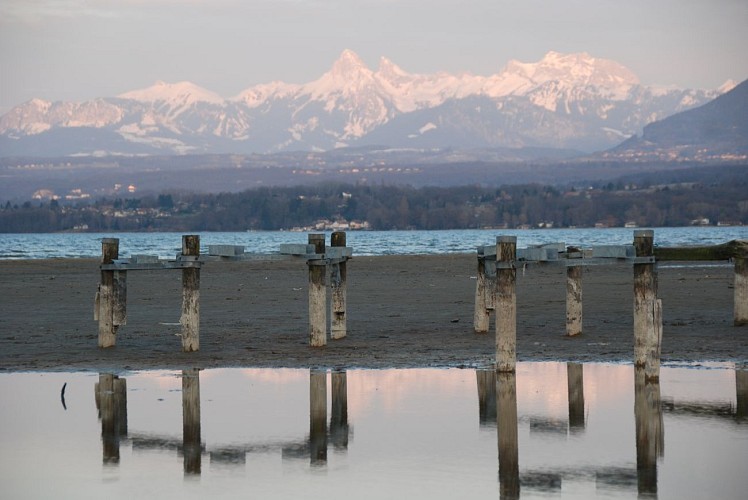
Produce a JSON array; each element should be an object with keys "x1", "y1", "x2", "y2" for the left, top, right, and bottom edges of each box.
[
  {"x1": 1, "y1": 226, "x2": 747, "y2": 259},
  {"x1": 1, "y1": 363, "x2": 746, "y2": 499}
]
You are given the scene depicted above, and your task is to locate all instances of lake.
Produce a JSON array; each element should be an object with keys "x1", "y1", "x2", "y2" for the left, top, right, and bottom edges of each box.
[{"x1": 1, "y1": 226, "x2": 747, "y2": 259}]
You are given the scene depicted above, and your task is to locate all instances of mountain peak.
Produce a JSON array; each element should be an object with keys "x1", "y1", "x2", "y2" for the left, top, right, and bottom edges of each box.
[
  {"x1": 377, "y1": 56, "x2": 406, "y2": 74},
  {"x1": 330, "y1": 49, "x2": 370, "y2": 76},
  {"x1": 502, "y1": 51, "x2": 639, "y2": 92},
  {"x1": 118, "y1": 80, "x2": 225, "y2": 105}
]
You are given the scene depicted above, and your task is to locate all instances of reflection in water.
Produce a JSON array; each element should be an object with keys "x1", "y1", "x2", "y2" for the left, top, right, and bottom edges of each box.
[
  {"x1": 19, "y1": 364, "x2": 737, "y2": 498},
  {"x1": 476, "y1": 369, "x2": 496, "y2": 426},
  {"x1": 567, "y1": 363, "x2": 585, "y2": 432},
  {"x1": 497, "y1": 372, "x2": 520, "y2": 500},
  {"x1": 309, "y1": 369, "x2": 327, "y2": 466},
  {"x1": 330, "y1": 370, "x2": 350, "y2": 449},
  {"x1": 95, "y1": 374, "x2": 128, "y2": 464},
  {"x1": 182, "y1": 368, "x2": 201, "y2": 475},
  {"x1": 634, "y1": 368, "x2": 664, "y2": 498},
  {"x1": 737, "y1": 370, "x2": 748, "y2": 421}
]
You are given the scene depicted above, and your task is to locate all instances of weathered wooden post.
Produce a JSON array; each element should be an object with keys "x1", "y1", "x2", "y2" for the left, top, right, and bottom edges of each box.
[
  {"x1": 182, "y1": 368, "x2": 201, "y2": 475},
  {"x1": 566, "y1": 264, "x2": 583, "y2": 337},
  {"x1": 474, "y1": 250, "x2": 494, "y2": 333},
  {"x1": 633, "y1": 230, "x2": 658, "y2": 372},
  {"x1": 497, "y1": 372, "x2": 520, "y2": 499},
  {"x1": 567, "y1": 363, "x2": 585, "y2": 432},
  {"x1": 330, "y1": 231, "x2": 347, "y2": 340},
  {"x1": 308, "y1": 234, "x2": 327, "y2": 347},
  {"x1": 98, "y1": 238, "x2": 119, "y2": 348},
  {"x1": 310, "y1": 369, "x2": 328, "y2": 465},
  {"x1": 180, "y1": 235, "x2": 200, "y2": 352},
  {"x1": 496, "y1": 236, "x2": 517, "y2": 372},
  {"x1": 735, "y1": 256, "x2": 748, "y2": 326},
  {"x1": 634, "y1": 368, "x2": 664, "y2": 497},
  {"x1": 330, "y1": 370, "x2": 349, "y2": 449}
]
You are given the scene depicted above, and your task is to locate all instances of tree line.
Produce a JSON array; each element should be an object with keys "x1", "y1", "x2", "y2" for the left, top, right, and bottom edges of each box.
[{"x1": 1, "y1": 172, "x2": 747, "y2": 233}]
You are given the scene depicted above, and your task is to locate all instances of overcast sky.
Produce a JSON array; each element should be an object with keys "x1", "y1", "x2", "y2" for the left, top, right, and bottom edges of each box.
[{"x1": 1, "y1": 0, "x2": 746, "y2": 114}]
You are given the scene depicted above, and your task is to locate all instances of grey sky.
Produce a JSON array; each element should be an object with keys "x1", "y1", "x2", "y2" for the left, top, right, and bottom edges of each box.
[{"x1": 1, "y1": 0, "x2": 746, "y2": 114}]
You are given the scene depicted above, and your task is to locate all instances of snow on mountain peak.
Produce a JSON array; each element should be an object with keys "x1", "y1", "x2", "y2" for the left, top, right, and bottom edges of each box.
[
  {"x1": 118, "y1": 81, "x2": 225, "y2": 105},
  {"x1": 501, "y1": 51, "x2": 639, "y2": 96},
  {"x1": 377, "y1": 56, "x2": 409, "y2": 80},
  {"x1": 330, "y1": 49, "x2": 371, "y2": 78},
  {"x1": 718, "y1": 79, "x2": 738, "y2": 93}
]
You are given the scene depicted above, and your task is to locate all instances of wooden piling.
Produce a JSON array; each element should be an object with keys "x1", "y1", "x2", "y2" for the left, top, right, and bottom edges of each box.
[
  {"x1": 567, "y1": 363, "x2": 585, "y2": 431},
  {"x1": 310, "y1": 369, "x2": 328, "y2": 465},
  {"x1": 497, "y1": 372, "x2": 520, "y2": 499},
  {"x1": 496, "y1": 236, "x2": 517, "y2": 373},
  {"x1": 308, "y1": 234, "x2": 327, "y2": 347},
  {"x1": 633, "y1": 230, "x2": 657, "y2": 368},
  {"x1": 474, "y1": 255, "x2": 491, "y2": 333},
  {"x1": 735, "y1": 256, "x2": 748, "y2": 326},
  {"x1": 566, "y1": 264, "x2": 583, "y2": 337},
  {"x1": 180, "y1": 235, "x2": 201, "y2": 352},
  {"x1": 98, "y1": 238, "x2": 119, "y2": 348},
  {"x1": 182, "y1": 368, "x2": 201, "y2": 475},
  {"x1": 330, "y1": 231, "x2": 347, "y2": 340},
  {"x1": 113, "y1": 270, "x2": 127, "y2": 327},
  {"x1": 645, "y1": 299, "x2": 663, "y2": 382}
]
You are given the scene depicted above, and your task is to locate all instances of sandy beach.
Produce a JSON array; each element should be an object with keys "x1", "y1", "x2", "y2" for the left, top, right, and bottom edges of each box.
[{"x1": 0, "y1": 254, "x2": 746, "y2": 372}]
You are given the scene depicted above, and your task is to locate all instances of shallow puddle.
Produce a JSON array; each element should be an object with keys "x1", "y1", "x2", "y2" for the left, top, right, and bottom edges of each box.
[{"x1": 1, "y1": 363, "x2": 746, "y2": 499}]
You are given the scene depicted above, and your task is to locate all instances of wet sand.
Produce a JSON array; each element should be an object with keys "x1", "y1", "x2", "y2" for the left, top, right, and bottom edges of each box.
[{"x1": 0, "y1": 255, "x2": 746, "y2": 372}]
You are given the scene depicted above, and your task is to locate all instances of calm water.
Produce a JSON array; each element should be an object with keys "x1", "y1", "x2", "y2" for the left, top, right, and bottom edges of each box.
[
  {"x1": 1, "y1": 227, "x2": 747, "y2": 259},
  {"x1": 1, "y1": 363, "x2": 746, "y2": 499}
]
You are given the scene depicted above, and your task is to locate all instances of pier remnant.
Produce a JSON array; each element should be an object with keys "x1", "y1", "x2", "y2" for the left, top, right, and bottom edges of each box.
[
  {"x1": 496, "y1": 236, "x2": 517, "y2": 373},
  {"x1": 735, "y1": 256, "x2": 748, "y2": 326},
  {"x1": 308, "y1": 234, "x2": 327, "y2": 347},
  {"x1": 331, "y1": 231, "x2": 348, "y2": 339},
  {"x1": 97, "y1": 238, "x2": 120, "y2": 348},
  {"x1": 633, "y1": 230, "x2": 661, "y2": 379},
  {"x1": 180, "y1": 235, "x2": 201, "y2": 352},
  {"x1": 566, "y1": 261, "x2": 583, "y2": 337}
]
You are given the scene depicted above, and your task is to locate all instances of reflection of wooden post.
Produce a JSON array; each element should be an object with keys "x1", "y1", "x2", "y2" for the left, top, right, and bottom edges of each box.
[
  {"x1": 497, "y1": 372, "x2": 519, "y2": 500},
  {"x1": 634, "y1": 230, "x2": 657, "y2": 369},
  {"x1": 96, "y1": 373, "x2": 127, "y2": 464},
  {"x1": 310, "y1": 370, "x2": 328, "y2": 465},
  {"x1": 98, "y1": 238, "x2": 119, "y2": 347},
  {"x1": 736, "y1": 369, "x2": 748, "y2": 420},
  {"x1": 308, "y1": 234, "x2": 327, "y2": 346},
  {"x1": 566, "y1": 265, "x2": 583, "y2": 337},
  {"x1": 476, "y1": 369, "x2": 497, "y2": 426},
  {"x1": 496, "y1": 236, "x2": 517, "y2": 373},
  {"x1": 634, "y1": 368, "x2": 664, "y2": 497},
  {"x1": 182, "y1": 368, "x2": 201, "y2": 475},
  {"x1": 330, "y1": 370, "x2": 349, "y2": 449},
  {"x1": 567, "y1": 363, "x2": 585, "y2": 432},
  {"x1": 331, "y1": 231, "x2": 347, "y2": 340},
  {"x1": 475, "y1": 254, "x2": 491, "y2": 333},
  {"x1": 735, "y1": 257, "x2": 748, "y2": 326},
  {"x1": 181, "y1": 235, "x2": 200, "y2": 352}
]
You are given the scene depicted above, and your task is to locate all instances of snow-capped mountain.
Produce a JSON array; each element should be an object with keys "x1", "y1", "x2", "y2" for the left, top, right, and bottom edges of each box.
[{"x1": 0, "y1": 50, "x2": 731, "y2": 157}]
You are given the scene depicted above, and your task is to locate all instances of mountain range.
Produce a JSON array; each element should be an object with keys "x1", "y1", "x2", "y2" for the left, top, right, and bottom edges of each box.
[{"x1": 0, "y1": 50, "x2": 736, "y2": 157}]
